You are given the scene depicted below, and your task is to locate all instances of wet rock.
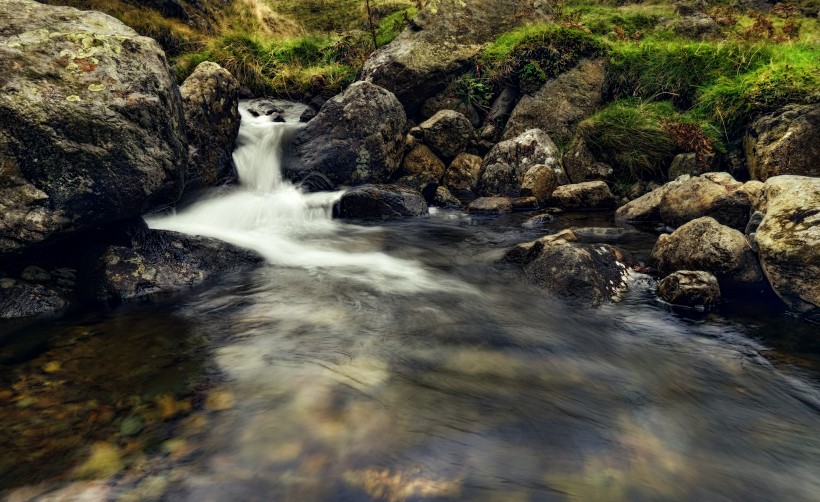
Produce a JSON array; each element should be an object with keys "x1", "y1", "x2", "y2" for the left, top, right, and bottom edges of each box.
[
  {"x1": 520, "y1": 164, "x2": 558, "y2": 205},
  {"x1": 179, "y1": 61, "x2": 241, "y2": 192},
  {"x1": 551, "y1": 181, "x2": 615, "y2": 210},
  {"x1": 418, "y1": 110, "x2": 475, "y2": 162},
  {"x1": 744, "y1": 103, "x2": 820, "y2": 181},
  {"x1": 358, "y1": 0, "x2": 542, "y2": 115},
  {"x1": 649, "y1": 217, "x2": 764, "y2": 288},
  {"x1": 400, "y1": 144, "x2": 446, "y2": 180},
  {"x1": 0, "y1": 0, "x2": 187, "y2": 257},
  {"x1": 476, "y1": 129, "x2": 563, "y2": 198},
  {"x1": 335, "y1": 184, "x2": 428, "y2": 219},
  {"x1": 510, "y1": 196, "x2": 539, "y2": 211},
  {"x1": 205, "y1": 389, "x2": 236, "y2": 411},
  {"x1": 299, "y1": 107, "x2": 317, "y2": 123},
  {"x1": 96, "y1": 226, "x2": 263, "y2": 301},
  {"x1": 394, "y1": 174, "x2": 439, "y2": 203},
  {"x1": 563, "y1": 137, "x2": 614, "y2": 183},
  {"x1": 0, "y1": 281, "x2": 67, "y2": 319},
  {"x1": 287, "y1": 82, "x2": 406, "y2": 186},
  {"x1": 521, "y1": 213, "x2": 555, "y2": 229},
  {"x1": 572, "y1": 227, "x2": 628, "y2": 244},
  {"x1": 466, "y1": 197, "x2": 512, "y2": 214},
  {"x1": 73, "y1": 442, "x2": 123, "y2": 479},
  {"x1": 658, "y1": 270, "x2": 721, "y2": 308},
  {"x1": 754, "y1": 175, "x2": 820, "y2": 320},
  {"x1": 432, "y1": 186, "x2": 462, "y2": 208},
  {"x1": 504, "y1": 59, "x2": 606, "y2": 145},
  {"x1": 443, "y1": 153, "x2": 482, "y2": 202},
  {"x1": 20, "y1": 266, "x2": 51, "y2": 283}
]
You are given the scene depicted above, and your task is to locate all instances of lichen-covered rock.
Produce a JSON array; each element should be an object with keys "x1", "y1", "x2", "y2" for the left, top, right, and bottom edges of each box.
[
  {"x1": 503, "y1": 59, "x2": 605, "y2": 145},
  {"x1": 754, "y1": 175, "x2": 820, "y2": 320},
  {"x1": 97, "y1": 228, "x2": 262, "y2": 301},
  {"x1": 658, "y1": 270, "x2": 721, "y2": 308},
  {"x1": 335, "y1": 184, "x2": 428, "y2": 219},
  {"x1": 504, "y1": 229, "x2": 635, "y2": 305},
  {"x1": 0, "y1": 0, "x2": 188, "y2": 257},
  {"x1": 418, "y1": 110, "x2": 474, "y2": 162},
  {"x1": 287, "y1": 82, "x2": 406, "y2": 186},
  {"x1": 668, "y1": 13, "x2": 721, "y2": 40},
  {"x1": 562, "y1": 137, "x2": 613, "y2": 183},
  {"x1": 179, "y1": 61, "x2": 240, "y2": 191},
  {"x1": 649, "y1": 217, "x2": 764, "y2": 287},
  {"x1": 744, "y1": 103, "x2": 820, "y2": 181},
  {"x1": 400, "y1": 144, "x2": 446, "y2": 180},
  {"x1": 359, "y1": 0, "x2": 543, "y2": 116},
  {"x1": 520, "y1": 164, "x2": 558, "y2": 205},
  {"x1": 466, "y1": 196, "x2": 512, "y2": 214},
  {"x1": 0, "y1": 279, "x2": 67, "y2": 319},
  {"x1": 443, "y1": 152, "x2": 482, "y2": 202},
  {"x1": 551, "y1": 181, "x2": 614, "y2": 210},
  {"x1": 476, "y1": 129, "x2": 563, "y2": 197}
]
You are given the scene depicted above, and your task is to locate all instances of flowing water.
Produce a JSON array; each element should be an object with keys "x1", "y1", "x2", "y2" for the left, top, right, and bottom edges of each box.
[{"x1": 1, "y1": 103, "x2": 820, "y2": 501}]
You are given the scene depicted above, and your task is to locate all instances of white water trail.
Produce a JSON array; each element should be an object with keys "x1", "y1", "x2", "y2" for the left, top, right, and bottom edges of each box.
[{"x1": 146, "y1": 102, "x2": 457, "y2": 293}]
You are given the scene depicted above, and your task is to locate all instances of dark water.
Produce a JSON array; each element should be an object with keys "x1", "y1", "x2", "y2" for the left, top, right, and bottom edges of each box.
[{"x1": 2, "y1": 210, "x2": 819, "y2": 502}]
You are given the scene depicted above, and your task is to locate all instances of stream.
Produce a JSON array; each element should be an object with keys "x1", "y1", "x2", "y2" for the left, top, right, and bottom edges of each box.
[{"x1": 1, "y1": 102, "x2": 819, "y2": 501}]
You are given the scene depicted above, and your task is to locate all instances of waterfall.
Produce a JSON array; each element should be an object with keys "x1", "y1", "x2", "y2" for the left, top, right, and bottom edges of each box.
[{"x1": 145, "y1": 101, "x2": 445, "y2": 292}]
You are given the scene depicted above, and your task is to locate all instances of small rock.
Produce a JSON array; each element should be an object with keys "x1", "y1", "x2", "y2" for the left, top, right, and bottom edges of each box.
[
  {"x1": 20, "y1": 266, "x2": 51, "y2": 283},
  {"x1": 520, "y1": 164, "x2": 558, "y2": 205},
  {"x1": 466, "y1": 197, "x2": 513, "y2": 214},
  {"x1": 432, "y1": 186, "x2": 462, "y2": 208},
  {"x1": 551, "y1": 181, "x2": 615, "y2": 210},
  {"x1": 418, "y1": 110, "x2": 475, "y2": 161},
  {"x1": 658, "y1": 270, "x2": 721, "y2": 308},
  {"x1": 205, "y1": 390, "x2": 236, "y2": 411},
  {"x1": 443, "y1": 152, "x2": 482, "y2": 202},
  {"x1": 511, "y1": 196, "x2": 539, "y2": 211},
  {"x1": 73, "y1": 442, "x2": 123, "y2": 479},
  {"x1": 120, "y1": 416, "x2": 144, "y2": 437},
  {"x1": 522, "y1": 213, "x2": 555, "y2": 228}
]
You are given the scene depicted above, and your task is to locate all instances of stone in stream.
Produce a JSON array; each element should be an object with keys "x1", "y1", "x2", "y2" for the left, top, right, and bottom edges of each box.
[
  {"x1": 753, "y1": 175, "x2": 820, "y2": 320},
  {"x1": 476, "y1": 129, "x2": 564, "y2": 198},
  {"x1": 179, "y1": 61, "x2": 241, "y2": 192},
  {"x1": 335, "y1": 184, "x2": 428, "y2": 220},
  {"x1": 658, "y1": 270, "x2": 721, "y2": 309},
  {"x1": 551, "y1": 181, "x2": 615, "y2": 210},
  {"x1": 0, "y1": 0, "x2": 188, "y2": 257},
  {"x1": 287, "y1": 81, "x2": 406, "y2": 186},
  {"x1": 466, "y1": 197, "x2": 513, "y2": 214},
  {"x1": 432, "y1": 186, "x2": 462, "y2": 208}
]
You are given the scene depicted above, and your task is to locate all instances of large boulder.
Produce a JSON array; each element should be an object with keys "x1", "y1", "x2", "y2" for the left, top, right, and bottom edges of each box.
[
  {"x1": 0, "y1": 0, "x2": 188, "y2": 257},
  {"x1": 476, "y1": 129, "x2": 563, "y2": 197},
  {"x1": 287, "y1": 81, "x2": 406, "y2": 186},
  {"x1": 658, "y1": 270, "x2": 721, "y2": 309},
  {"x1": 358, "y1": 0, "x2": 543, "y2": 116},
  {"x1": 335, "y1": 184, "x2": 428, "y2": 219},
  {"x1": 179, "y1": 61, "x2": 241, "y2": 192},
  {"x1": 96, "y1": 228, "x2": 262, "y2": 301},
  {"x1": 649, "y1": 217, "x2": 764, "y2": 287},
  {"x1": 551, "y1": 181, "x2": 614, "y2": 210},
  {"x1": 418, "y1": 110, "x2": 474, "y2": 162},
  {"x1": 744, "y1": 104, "x2": 820, "y2": 181},
  {"x1": 503, "y1": 230, "x2": 635, "y2": 305},
  {"x1": 503, "y1": 59, "x2": 605, "y2": 145},
  {"x1": 754, "y1": 176, "x2": 820, "y2": 320}
]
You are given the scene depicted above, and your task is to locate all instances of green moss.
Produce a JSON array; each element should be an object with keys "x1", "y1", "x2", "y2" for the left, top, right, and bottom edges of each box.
[{"x1": 375, "y1": 7, "x2": 418, "y2": 46}]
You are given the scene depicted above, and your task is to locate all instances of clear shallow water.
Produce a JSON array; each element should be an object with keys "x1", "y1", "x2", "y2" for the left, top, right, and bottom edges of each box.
[{"x1": 1, "y1": 104, "x2": 820, "y2": 501}]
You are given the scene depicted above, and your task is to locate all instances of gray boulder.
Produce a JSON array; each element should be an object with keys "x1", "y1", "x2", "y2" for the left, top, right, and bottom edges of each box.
[
  {"x1": 658, "y1": 270, "x2": 721, "y2": 309},
  {"x1": 418, "y1": 110, "x2": 474, "y2": 162},
  {"x1": 179, "y1": 61, "x2": 241, "y2": 192},
  {"x1": 754, "y1": 176, "x2": 820, "y2": 320},
  {"x1": 335, "y1": 184, "x2": 428, "y2": 219},
  {"x1": 287, "y1": 82, "x2": 406, "y2": 186},
  {"x1": 476, "y1": 129, "x2": 563, "y2": 197},
  {"x1": 0, "y1": 0, "x2": 188, "y2": 257},
  {"x1": 744, "y1": 103, "x2": 820, "y2": 181}
]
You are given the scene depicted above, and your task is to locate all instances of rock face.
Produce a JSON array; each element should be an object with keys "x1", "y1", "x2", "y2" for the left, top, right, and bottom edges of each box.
[
  {"x1": 358, "y1": 0, "x2": 542, "y2": 116},
  {"x1": 477, "y1": 129, "x2": 562, "y2": 197},
  {"x1": 503, "y1": 59, "x2": 605, "y2": 145},
  {"x1": 97, "y1": 229, "x2": 262, "y2": 301},
  {"x1": 418, "y1": 110, "x2": 474, "y2": 162},
  {"x1": 616, "y1": 173, "x2": 758, "y2": 230},
  {"x1": 179, "y1": 61, "x2": 241, "y2": 192},
  {"x1": 649, "y1": 217, "x2": 764, "y2": 286},
  {"x1": 335, "y1": 184, "x2": 428, "y2": 219},
  {"x1": 744, "y1": 104, "x2": 820, "y2": 181},
  {"x1": 0, "y1": 279, "x2": 67, "y2": 319},
  {"x1": 287, "y1": 82, "x2": 406, "y2": 186},
  {"x1": 551, "y1": 181, "x2": 614, "y2": 210},
  {"x1": 504, "y1": 230, "x2": 634, "y2": 305},
  {"x1": 658, "y1": 270, "x2": 721, "y2": 308},
  {"x1": 0, "y1": 0, "x2": 188, "y2": 257},
  {"x1": 754, "y1": 176, "x2": 820, "y2": 320}
]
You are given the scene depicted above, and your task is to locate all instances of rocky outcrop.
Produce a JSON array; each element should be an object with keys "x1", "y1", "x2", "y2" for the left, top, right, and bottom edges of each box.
[
  {"x1": 179, "y1": 61, "x2": 240, "y2": 192},
  {"x1": 503, "y1": 230, "x2": 635, "y2": 305},
  {"x1": 476, "y1": 129, "x2": 563, "y2": 198},
  {"x1": 466, "y1": 196, "x2": 512, "y2": 214},
  {"x1": 358, "y1": 0, "x2": 542, "y2": 116},
  {"x1": 649, "y1": 217, "x2": 764, "y2": 287},
  {"x1": 97, "y1": 228, "x2": 263, "y2": 301},
  {"x1": 562, "y1": 137, "x2": 613, "y2": 183},
  {"x1": 754, "y1": 176, "x2": 820, "y2": 320},
  {"x1": 503, "y1": 59, "x2": 605, "y2": 145},
  {"x1": 417, "y1": 110, "x2": 474, "y2": 162},
  {"x1": 443, "y1": 153, "x2": 482, "y2": 201},
  {"x1": 0, "y1": 0, "x2": 188, "y2": 257},
  {"x1": 287, "y1": 82, "x2": 406, "y2": 186},
  {"x1": 744, "y1": 104, "x2": 820, "y2": 181},
  {"x1": 335, "y1": 184, "x2": 428, "y2": 219},
  {"x1": 551, "y1": 181, "x2": 615, "y2": 210},
  {"x1": 658, "y1": 270, "x2": 721, "y2": 309}
]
